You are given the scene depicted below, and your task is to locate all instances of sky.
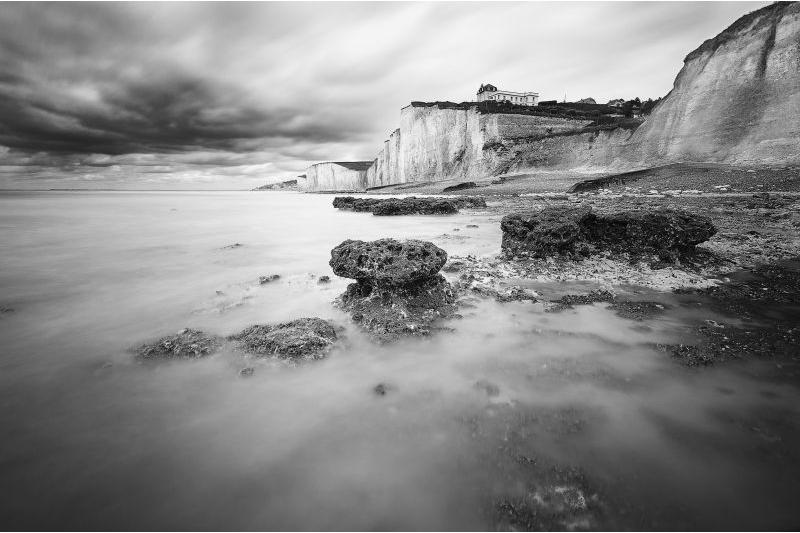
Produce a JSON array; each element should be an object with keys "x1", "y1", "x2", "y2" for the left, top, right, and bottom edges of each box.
[{"x1": 0, "y1": 1, "x2": 768, "y2": 190}]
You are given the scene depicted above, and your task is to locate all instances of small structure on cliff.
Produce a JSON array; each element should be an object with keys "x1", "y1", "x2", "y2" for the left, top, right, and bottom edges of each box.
[{"x1": 477, "y1": 83, "x2": 539, "y2": 106}]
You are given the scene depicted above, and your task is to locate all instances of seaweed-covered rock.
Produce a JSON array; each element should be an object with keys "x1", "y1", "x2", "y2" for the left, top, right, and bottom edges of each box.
[
  {"x1": 332, "y1": 196, "x2": 486, "y2": 216},
  {"x1": 229, "y1": 317, "x2": 337, "y2": 359},
  {"x1": 136, "y1": 328, "x2": 222, "y2": 360},
  {"x1": 330, "y1": 238, "x2": 457, "y2": 342},
  {"x1": 338, "y1": 274, "x2": 457, "y2": 342},
  {"x1": 501, "y1": 207, "x2": 716, "y2": 259},
  {"x1": 330, "y1": 238, "x2": 447, "y2": 287}
]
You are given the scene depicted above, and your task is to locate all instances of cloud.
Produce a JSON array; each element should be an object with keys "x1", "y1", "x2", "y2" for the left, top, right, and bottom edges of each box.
[{"x1": 0, "y1": 1, "x2": 768, "y2": 189}]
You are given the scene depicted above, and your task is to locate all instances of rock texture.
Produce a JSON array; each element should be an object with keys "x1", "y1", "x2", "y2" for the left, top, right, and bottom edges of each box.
[
  {"x1": 501, "y1": 207, "x2": 716, "y2": 259},
  {"x1": 330, "y1": 239, "x2": 448, "y2": 285},
  {"x1": 136, "y1": 328, "x2": 222, "y2": 360},
  {"x1": 333, "y1": 196, "x2": 486, "y2": 215},
  {"x1": 229, "y1": 317, "x2": 338, "y2": 360},
  {"x1": 627, "y1": 2, "x2": 800, "y2": 165},
  {"x1": 330, "y1": 239, "x2": 457, "y2": 341}
]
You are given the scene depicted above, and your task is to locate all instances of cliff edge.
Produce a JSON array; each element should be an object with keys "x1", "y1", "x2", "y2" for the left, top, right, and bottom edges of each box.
[{"x1": 627, "y1": 2, "x2": 800, "y2": 165}]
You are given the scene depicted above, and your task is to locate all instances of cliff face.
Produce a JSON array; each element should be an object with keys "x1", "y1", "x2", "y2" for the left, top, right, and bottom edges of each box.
[
  {"x1": 628, "y1": 2, "x2": 800, "y2": 165},
  {"x1": 303, "y1": 3, "x2": 799, "y2": 192},
  {"x1": 302, "y1": 162, "x2": 371, "y2": 192},
  {"x1": 360, "y1": 105, "x2": 597, "y2": 190}
]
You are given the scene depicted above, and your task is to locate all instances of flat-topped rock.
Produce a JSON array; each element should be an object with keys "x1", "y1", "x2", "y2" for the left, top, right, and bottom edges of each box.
[
  {"x1": 501, "y1": 207, "x2": 716, "y2": 259},
  {"x1": 332, "y1": 196, "x2": 486, "y2": 216},
  {"x1": 136, "y1": 328, "x2": 222, "y2": 360},
  {"x1": 330, "y1": 238, "x2": 447, "y2": 286},
  {"x1": 229, "y1": 317, "x2": 337, "y2": 359}
]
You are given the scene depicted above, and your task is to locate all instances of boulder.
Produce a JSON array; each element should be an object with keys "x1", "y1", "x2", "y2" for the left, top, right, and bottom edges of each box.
[
  {"x1": 136, "y1": 328, "x2": 222, "y2": 360},
  {"x1": 330, "y1": 238, "x2": 448, "y2": 287},
  {"x1": 372, "y1": 197, "x2": 458, "y2": 215},
  {"x1": 501, "y1": 207, "x2": 716, "y2": 259},
  {"x1": 330, "y1": 238, "x2": 457, "y2": 342},
  {"x1": 229, "y1": 317, "x2": 337, "y2": 359},
  {"x1": 332, "y1": 196, "x2": 486, "y2": 216},
  {"x1": 338, "y1": 274, "x2": 457, "y2": 342}
]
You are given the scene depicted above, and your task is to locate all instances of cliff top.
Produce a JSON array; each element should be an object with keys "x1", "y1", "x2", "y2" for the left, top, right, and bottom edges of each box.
[
  {"x1": 684, "y1": 1, "x2": 797, "y2": 62},
  {"x1": 409, "y1": 100, "x2": 621, "y2": 120}
]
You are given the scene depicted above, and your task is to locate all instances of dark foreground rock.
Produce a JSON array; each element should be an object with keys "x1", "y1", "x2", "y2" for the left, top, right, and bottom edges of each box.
[
  {"x1": 330, "y1": 238, "x2": 457, "y2": 341},
  {"x1": 333, "y1": 195, "x2": 486, "y2": 215},
  {"x1": 136, "y1": 328, "x2": 222, "y2": 360},
  {"x1": 339, "y1": 274, "x2": 457, "y2": 341},
  {"x1": 229, "y1": 317, "x2": 338, "y2": 360},
  {"x1": 501, "y1": 207, "x2": 716, "y2": 260},
  {"x1": 330, "y1": 238, "x2": 447, "y2": 285}
]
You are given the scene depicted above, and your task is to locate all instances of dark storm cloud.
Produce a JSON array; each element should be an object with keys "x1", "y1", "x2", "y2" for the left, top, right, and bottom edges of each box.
[{"x1": 0, "y1": 1, "x2": 769, "y2": 189}]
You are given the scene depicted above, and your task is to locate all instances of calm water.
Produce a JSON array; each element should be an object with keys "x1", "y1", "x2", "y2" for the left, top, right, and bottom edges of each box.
[{"x1": 0, "y1": 191, "x2": 798, "y2": 530}]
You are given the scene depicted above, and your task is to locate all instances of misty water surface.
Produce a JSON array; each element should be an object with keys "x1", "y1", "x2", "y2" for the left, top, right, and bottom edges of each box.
[{"x1": 0, "y1": 191, "x2": 798, "y2": 530}]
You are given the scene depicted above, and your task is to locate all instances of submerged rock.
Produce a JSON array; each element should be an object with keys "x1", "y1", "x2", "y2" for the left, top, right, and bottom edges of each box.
[
  {"x1": 332, "y1": 196, "x2": 486, "y2": 216},
  {"x1": 229, "y1": 317, "x2": 338, "y2": 360},
  {"x1": 501, "y1": 207, "x2": 716, "y2": 260},
  {"x1": 136, "y1": 328, "x2": 222, "y2": 360},
  {"x1": 330, "y1": 238, "x2": 448, "y2": 286},
  {"x1": 330, "y1": 238, "x2": 457, "y2": 342},
  {"x1": 339, "y1": 275, "x2": 457, "y2": 342},
  {"x1": 317, "y1": 275, "x2": 331, "y2": 284},
  {"x1": 259, "y1": 274, "x2": 281, "y2": 284}
]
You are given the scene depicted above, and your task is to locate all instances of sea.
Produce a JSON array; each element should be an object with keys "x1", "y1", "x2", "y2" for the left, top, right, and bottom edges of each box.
[{"x1": 0, "y1": 190, "x2": 798, "y2": 530}]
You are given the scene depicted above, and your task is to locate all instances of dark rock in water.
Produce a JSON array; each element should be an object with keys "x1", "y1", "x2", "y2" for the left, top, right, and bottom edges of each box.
[
  {"x1": 475, "y1": 379, "x2": 500, "y2": 397},
  {"x1": 609, "y1": 300, "x2": 667, "y2": 320},
  {"x1": 0, "y1": 306, "x2": 14, "y2": 317},
  {"x1": 338, "y1": 275, "x2": 457, "y2": 342},
  {"x1": 331, "y1": 238, "x2": 457, "y2": 341},
  {"x1": 318, "y1": 275, "x2": 331, "y2": 284},
  {"x1": 372, "y1": 197, "x2": 458, "y2": 215},
  {"x1": 548, "y1": 289, "x2": 615, "y2": 312},
  {"x1": 239, "y1": 367, "x2": 255, "y2": 377},
  {"x1": 222, "y1": 243, "x2": 244, "y2": 249},
  {"x1": 442, "y1": 181, "x2": 477, "y2": 192},
  {"x1": 373, "y1": 383, "x2": 392, "y2": 395},
  {"x1": 466, "y1": 224, "x2": 479, "y2": 228},
  {"x1": 332, "y1": 196, "x2": 382, "y2": 212},
  {"x1": 330, "y1": 238, "x2": 448, "y2": 287},
  {"x1": 332, "y1": 196, "x2": 486, "y2": 216},
  {"x1": 229, "y1": 317, "x2": 337, "y2": 359},
  {"x1": 501, "y1": 207, "x2": 716, "y2": 260},
  {"x1": 259, "y1": 274, "x2": 281, "y2": 284},
  {"x1": 136, "y1": 328, "x2": 222, "y2": 360}
]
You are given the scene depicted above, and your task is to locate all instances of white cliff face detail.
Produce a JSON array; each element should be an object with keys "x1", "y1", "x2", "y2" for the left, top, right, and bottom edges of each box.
[
  {"x1": 628, "y1": 2, "x2": 800, "y2": 165},
  {"x1": 302, "y1": 162, "x2": 371, "y2": 192},
  {"x1": 362, "y1": 105, "x2": 595, "y2": 189}
]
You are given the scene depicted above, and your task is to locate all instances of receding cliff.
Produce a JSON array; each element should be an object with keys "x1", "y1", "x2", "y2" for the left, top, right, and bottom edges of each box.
[
  {"x1": 303, "y1": 2, "x2": 799, "y2": 192},
  {"x1": 626, "y1": 2, "x2": 800, "y2": 165},
  {"x1": 302, "y1": 162, "x2": 372, "y2": 192}
]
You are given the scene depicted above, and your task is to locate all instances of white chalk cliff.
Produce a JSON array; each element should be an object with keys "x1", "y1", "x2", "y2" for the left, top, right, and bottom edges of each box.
[
  {"x1": 627, "y1": 1, "x2": 800, "y2": 165},
  {"x1": 303, "y1": 2, "x2": 800, "y2": 191}
]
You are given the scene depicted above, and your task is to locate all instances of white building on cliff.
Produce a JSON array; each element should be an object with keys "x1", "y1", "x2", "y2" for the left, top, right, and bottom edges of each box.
[{"x1": 476, "y1": 83, "x2": 539, "y2": 106}]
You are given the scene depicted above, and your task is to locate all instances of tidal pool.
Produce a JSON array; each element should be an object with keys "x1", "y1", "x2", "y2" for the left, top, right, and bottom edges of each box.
[{"x1": 0, "y1": 191, "x2": 798, "y2": 530}]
